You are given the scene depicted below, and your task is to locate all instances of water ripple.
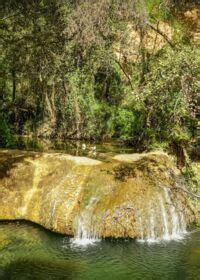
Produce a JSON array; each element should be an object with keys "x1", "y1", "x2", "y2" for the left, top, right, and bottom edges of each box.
[{"x1": 0, "y1": 221, "x2": 199, "y2": 280}]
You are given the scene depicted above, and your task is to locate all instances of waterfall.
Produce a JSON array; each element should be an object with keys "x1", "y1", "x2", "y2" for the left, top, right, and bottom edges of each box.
[
  {"x1": 71, "y1": 197, "x2": 100, "y2": 246},
  {"x1": 148, "y1": 206, "x2": 156, "y2": 243},
  {"x1": 163, "y1": 188, "x2": 186, "y2": 238},
  {"x1": 159, "y1": 194, "x2": 170, "y2": 240},
  {"x1": 180, "y1": 212, "x2": 187, "y2": 233},
  {"x1": 71, "y1": 188, "x2": 187, "y2": 245},
  {"x1": 137, "y1": 187, "x2": 187, "y2": 243},
  {"x1": 71, "y1": 216, "x2": 99, "y2": 246}
]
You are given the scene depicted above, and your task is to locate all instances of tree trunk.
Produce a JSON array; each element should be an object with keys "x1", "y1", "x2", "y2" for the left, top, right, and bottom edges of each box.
[
  {"x1": 12, "y1": 69, "x2": 16, "y2": 102},
  {"x1": 74, "y1": 94, "x2": 81, "y2": 139}
]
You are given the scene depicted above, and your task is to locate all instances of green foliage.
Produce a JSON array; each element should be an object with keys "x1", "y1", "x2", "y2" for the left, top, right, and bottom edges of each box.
[
  {"x1": 133, "y1": 46, "x2": 199, "y2": 148},
  {"x1": 0, "y1": 0, "x2": 198, "y2": 151},
  {"x1": 95, "y1": 62, "x2": 123, "y2": 106},
  {"x1": 145, "y1": 0, "x2": 171, "y2": 21},
  {"x1": 182, "y1": 160, "x2": 200, "y2": 199},
  {"x1": 0, "y1": 115, "x2": 14, "y2": 147},
  {"x1": 113, "y1": 108, "x2": 136, "y2": 141}
]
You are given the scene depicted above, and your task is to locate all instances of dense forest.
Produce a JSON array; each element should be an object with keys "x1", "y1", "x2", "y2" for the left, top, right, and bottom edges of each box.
[{"x1": 0, "y1": 0, "x2": 199, "y2": 153}]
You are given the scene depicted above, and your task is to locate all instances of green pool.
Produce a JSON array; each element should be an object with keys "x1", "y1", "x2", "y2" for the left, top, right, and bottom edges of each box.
[{"x1": 0, "y1": 221, "x2": 199, "y2": 280}]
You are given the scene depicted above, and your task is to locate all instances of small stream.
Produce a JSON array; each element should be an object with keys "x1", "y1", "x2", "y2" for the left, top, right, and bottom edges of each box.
[{"x1": 0, "y1": 221, "x2": 199, "y2": 280}]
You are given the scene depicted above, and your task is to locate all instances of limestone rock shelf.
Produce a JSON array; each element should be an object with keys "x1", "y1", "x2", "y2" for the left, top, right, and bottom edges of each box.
[{"x1": 0, "y1": 149, "x2": 197, "y2": 239}]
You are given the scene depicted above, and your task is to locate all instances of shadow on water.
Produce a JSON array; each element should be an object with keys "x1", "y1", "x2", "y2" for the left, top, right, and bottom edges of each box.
[
  {"x1": 0, "y1": 221, "x2": 200, "y2": 280},
  {"x1": 1, "y1": 258, "x2": 78, "y2": 280},
  {"x1": 0, "y1": 221, "x2": 84, "y2": 280}
]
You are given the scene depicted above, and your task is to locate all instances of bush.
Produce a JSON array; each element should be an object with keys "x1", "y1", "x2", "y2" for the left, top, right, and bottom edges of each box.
[
  {"x1": 0, "y1": 116, "x2": 14, "y2": 147},
  {"x1": 113, "y1": 108, "x2": 136, "y2": 141},
  {"x1": 131, "y1": 45, "x2": 199, "y2": 149}
]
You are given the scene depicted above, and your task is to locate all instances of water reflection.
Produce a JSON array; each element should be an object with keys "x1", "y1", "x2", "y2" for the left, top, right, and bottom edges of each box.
[{"x1": 11, "y1": 136, "x2": 135, "y2": 160}]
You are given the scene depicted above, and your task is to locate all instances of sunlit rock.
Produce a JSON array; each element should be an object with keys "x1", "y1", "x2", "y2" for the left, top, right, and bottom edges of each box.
[{"x1": 0, "y1": 150, "x2": 197, "y2": 241}]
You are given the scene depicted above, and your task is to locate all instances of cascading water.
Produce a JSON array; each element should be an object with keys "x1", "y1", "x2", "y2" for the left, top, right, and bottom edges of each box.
[
  {"x1": 71, "y1": 216, "x2": 100, "y2": 246},
  {"x1": 163, "y1": 188, "x2": 187, "y2": 238},
  {"x1": 159, "y1": 194, "x2": 170, "y2": 240},
  {"x1": 71, "y1": 187, "x2": 187, "y2": 245},
  {"x1": 137, "y1": 187, "x2": 187, "y2": 243},
  {"x1": 71, "y1": 197, "x2": 100, "y2": 246},
  {"x1": 72, "y1": 187, "x2": 187, "y2": 246},
  {"x1": 149, "y1": 206, "x2": 156, "y2": 242}
]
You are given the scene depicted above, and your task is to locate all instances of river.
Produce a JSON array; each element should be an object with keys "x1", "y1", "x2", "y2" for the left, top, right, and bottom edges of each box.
[{"x1": 0, "y1": 221, "x2": 199, "y2": 280}]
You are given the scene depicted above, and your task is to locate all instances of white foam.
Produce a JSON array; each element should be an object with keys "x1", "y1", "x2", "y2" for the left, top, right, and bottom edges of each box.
[
  {"x1": 71, "y1": 205, "x2": 100, "y2": 247},
  {"x1": 70, "y1": 236, "x2": 100, "y2": 247}
]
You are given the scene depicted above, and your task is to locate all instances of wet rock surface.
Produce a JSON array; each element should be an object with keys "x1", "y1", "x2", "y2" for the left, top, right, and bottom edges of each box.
[{"x1": 0, "y1": 149, "x2": 197, "y2": 239}]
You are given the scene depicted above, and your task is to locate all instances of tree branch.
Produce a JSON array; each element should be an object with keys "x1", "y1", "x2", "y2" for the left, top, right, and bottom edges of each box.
[
  {"x1": 146, "y1": 21, "x2": 176, "y2": 49},
  {"x1": 115, "y1": 59, "x2": 133, "y2": 90},
  {"x1": 162, "y1": 185, "x2": 200, "y2": 199}
]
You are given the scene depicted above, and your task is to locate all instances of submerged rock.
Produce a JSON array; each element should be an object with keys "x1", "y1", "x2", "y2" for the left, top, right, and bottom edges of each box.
[{"x1": 0, "y1": 149, "x2": 197, "y2": 240}]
